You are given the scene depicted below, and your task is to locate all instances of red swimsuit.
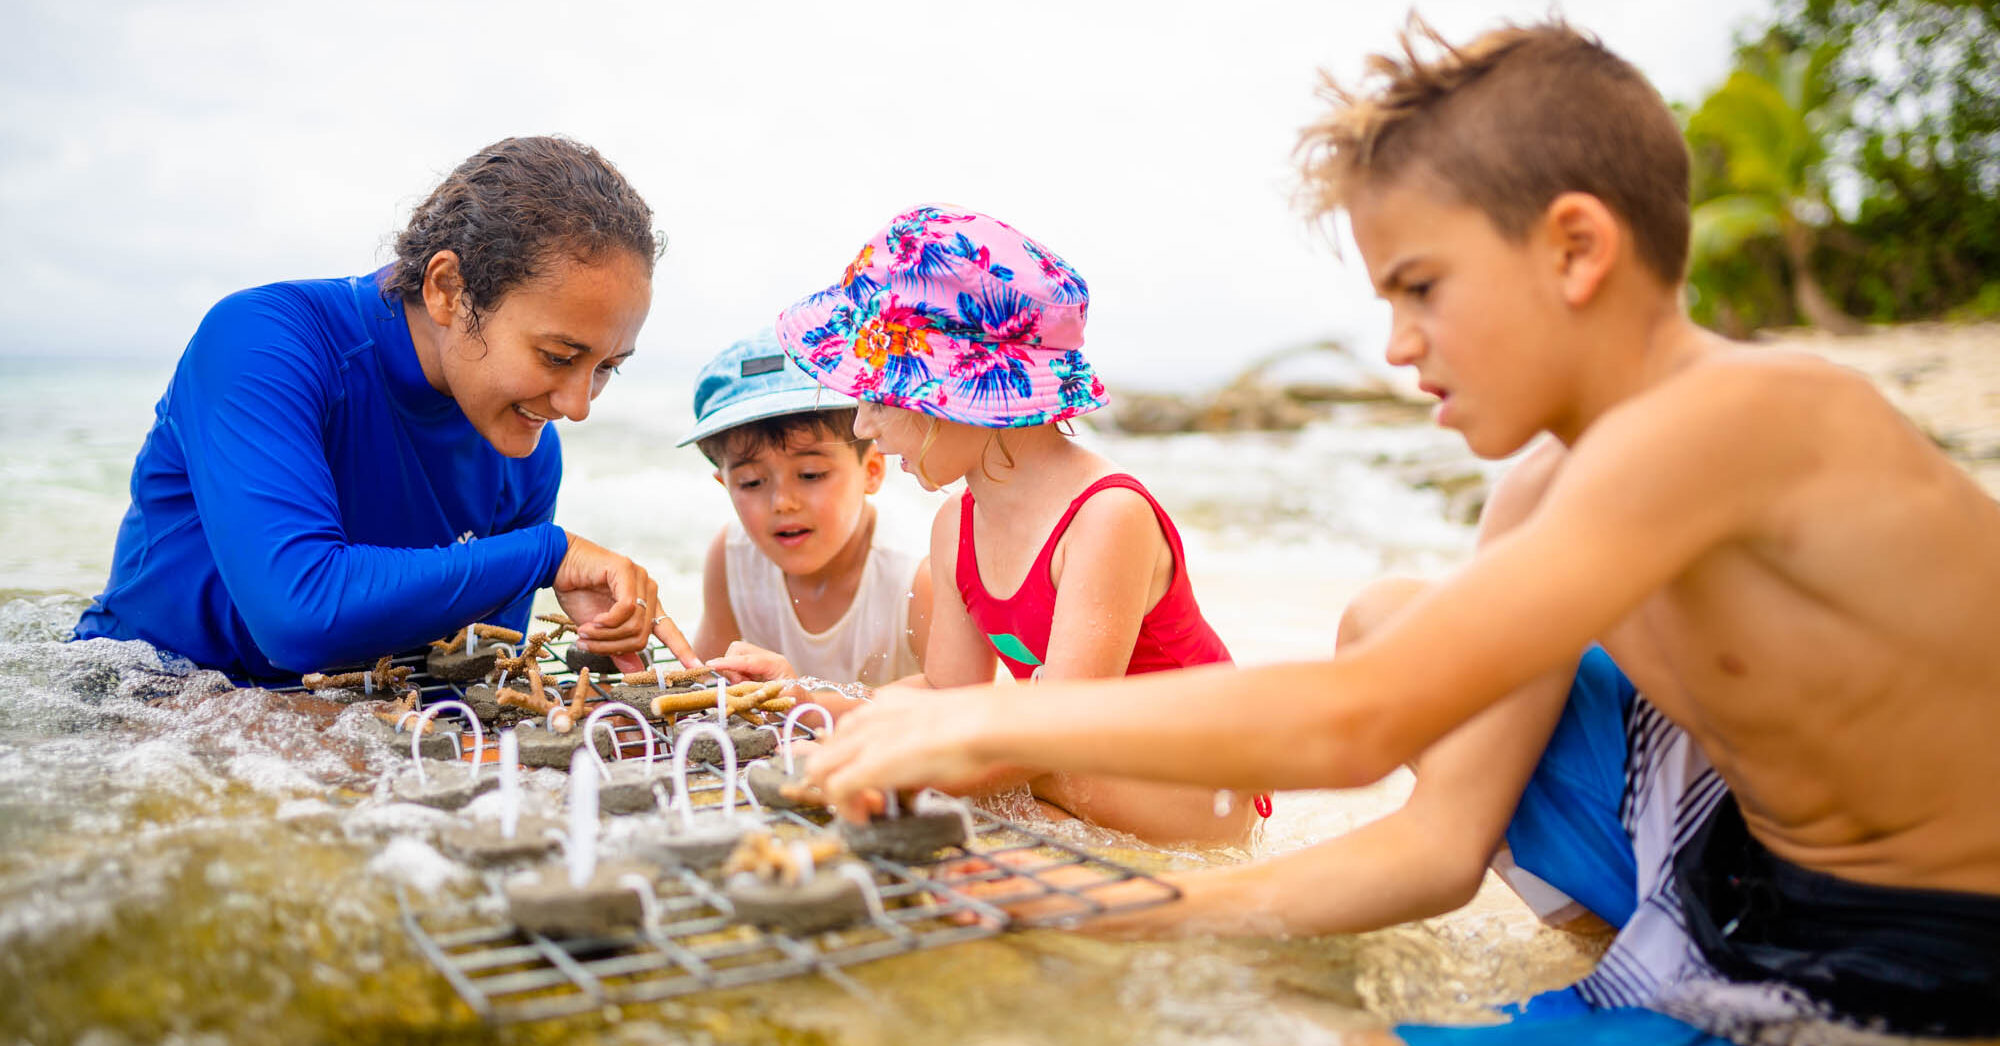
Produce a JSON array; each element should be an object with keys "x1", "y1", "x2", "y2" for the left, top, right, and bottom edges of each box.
[
  {"x1": 954, "y1": 474, "x2": 1270, "y2": 818},
  {"x1": 955, "y1": 474, "x2": 1231, "y2": 678}
]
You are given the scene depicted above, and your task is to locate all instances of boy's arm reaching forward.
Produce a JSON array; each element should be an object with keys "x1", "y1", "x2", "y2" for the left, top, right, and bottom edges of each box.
[
  {"x1": 1085, "y1": 442, "x2": 1581, "y2": 935},
  {"x1": 808, "y1": 358, "x2": 1790, "y2": 811}
]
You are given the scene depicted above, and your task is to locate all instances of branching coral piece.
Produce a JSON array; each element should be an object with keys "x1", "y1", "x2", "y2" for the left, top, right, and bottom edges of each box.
[
  {"x1": 649, "y1": 681, "x2": 786, "y2": 718},
  {"x1": 603, "y1": 666, "x2": 714, "y2": 688},
  {"x1": 550, "y1": 666, "x2": 592, "y2": 733},
  {"x1": 497, "y1": 663, "x2": 559, "y2": 719},
  {"x1": 303, "y1": 654, "x2": 411, "y2": 692},
  {"x1": 491, "y1": 630, "x2": 556, "y2": 678},
  {"x1": 372, "y1": 689, "x2": 433, "y2": 733},
  {"x1": 724, "y1": 831, "x2": 845, "y2": 887},
  {"x1": 427, "y1": 623, "x2": 525, "y2": 652},
  {"x1": 533, "y1": 613, "x2": 576, "y2": 643}
]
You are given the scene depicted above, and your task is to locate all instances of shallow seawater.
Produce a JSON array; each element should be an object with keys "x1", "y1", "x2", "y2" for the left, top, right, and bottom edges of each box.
[
  {"x1": 0, "y1": 362, "x2": 1610, "y2": 1044},
  {"x1": 0, "y1": 599, "x2": 1599, "y2": 1042}
]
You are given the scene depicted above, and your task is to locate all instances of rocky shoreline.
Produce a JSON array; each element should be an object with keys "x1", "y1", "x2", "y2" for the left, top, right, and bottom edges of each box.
[
  {"x1": 1106, "y1": 323, "x2": 2000, "y2": 519},
  {"x1": 1109, "y1": 339, "x2": 1432, "y2": 435}
]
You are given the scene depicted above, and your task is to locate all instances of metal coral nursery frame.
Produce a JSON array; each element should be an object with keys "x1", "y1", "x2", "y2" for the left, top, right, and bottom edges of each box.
[{"x1": 292, "y1": 641, "x2": 1180, "y2": 1025}]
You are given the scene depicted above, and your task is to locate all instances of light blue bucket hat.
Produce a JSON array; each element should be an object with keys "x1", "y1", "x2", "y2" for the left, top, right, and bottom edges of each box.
[{"x1": 678, "y1": 328, "x2": 860, "y2": 447}]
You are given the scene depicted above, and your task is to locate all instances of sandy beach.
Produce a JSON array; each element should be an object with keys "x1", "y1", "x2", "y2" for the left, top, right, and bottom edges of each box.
[{"x1": 1776, "y1": 322, "x2": 2000, "y2": 496}]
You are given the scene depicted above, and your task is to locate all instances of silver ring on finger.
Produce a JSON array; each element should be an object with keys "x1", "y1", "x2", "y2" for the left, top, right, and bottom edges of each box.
[{"x1": 635, "y1": 597, "x2": 648, "y2": 609}]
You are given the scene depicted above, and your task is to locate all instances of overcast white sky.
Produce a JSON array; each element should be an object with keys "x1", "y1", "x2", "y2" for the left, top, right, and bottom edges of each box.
[{"x1": 1, "y1": 0, "x2": 1769, "y2": 389}]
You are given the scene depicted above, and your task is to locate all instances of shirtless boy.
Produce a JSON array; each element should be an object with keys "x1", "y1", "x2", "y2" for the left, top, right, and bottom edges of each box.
[{"x1": 806, "y1": 19, "x2": 2000, "y2": 1041}]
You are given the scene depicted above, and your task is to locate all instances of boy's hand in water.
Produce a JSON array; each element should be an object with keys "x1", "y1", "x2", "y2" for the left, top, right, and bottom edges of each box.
[
  {"x1": 804, "y1": 686, "x2": 1017, "y2": 822},
  {"x1": 551, "y1": 533, "x2": 702, "y2": 672}
]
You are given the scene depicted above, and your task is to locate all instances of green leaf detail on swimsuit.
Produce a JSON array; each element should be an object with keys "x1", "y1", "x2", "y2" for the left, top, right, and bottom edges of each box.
[{"x1": 986, "y1": 632, "x2": 1042, "y2": 666}]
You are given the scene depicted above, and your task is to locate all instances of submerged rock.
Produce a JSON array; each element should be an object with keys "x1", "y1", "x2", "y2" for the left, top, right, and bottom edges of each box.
[
  {"x1": 513, "y1": 721, "x2": 615, "y2": 769},
  {"x1": 595, "y1": 759, "x2": 677, "y2": 816},
  {"x1": 461, "y1": 681, "x2": 535, "y2": 725},
  {"x1": 564, "y1": 644, "x2": 647, "y2": 677},
  {"x1": 1109, "y1": 341, "x2": 1427, "y2": 434},
  {"x1": 726, "y1": 870, "x2": 871, "y2": 935},
  {"x1": 425, "y1": 643, "x2": 499, "y2": 683},
  {"x1": 361, "y1": 715, "x2": 461, "y2": 761},
  {"x1": 506, "y1": 862, "x2": 653, "y2": 939},
  {"x1": 633, "y1": 817, "x2": 751, "y2": 871},
  {"x1": 840, "y1": 810, "x2": 967, "y2": 863},
  {"x1": 438, "y1": 815, "x2": 561, "y2": 866},
  {"x1": 671, "y1": 724, "x2": 776, "y2": 764},
  {"x1": 391, "y1": 763, "x2": 498, "y2": 810},
  {"x1": 746, "y1": 759, "x2": 818, "y2": 811}
]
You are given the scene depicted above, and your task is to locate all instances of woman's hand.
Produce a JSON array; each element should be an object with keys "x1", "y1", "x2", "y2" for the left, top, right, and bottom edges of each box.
[
  {"x1": 551, "y1": 533, "x2": 702, "y2": 672},
  {"x1": 803, "y1": 684, "x2": 1018, "y2": 822}
]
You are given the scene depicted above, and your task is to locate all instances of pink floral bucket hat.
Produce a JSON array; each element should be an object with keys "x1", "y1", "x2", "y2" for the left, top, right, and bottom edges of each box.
[{"x1": 773, "y1": 205, "x2": 1108, "y2": 429}]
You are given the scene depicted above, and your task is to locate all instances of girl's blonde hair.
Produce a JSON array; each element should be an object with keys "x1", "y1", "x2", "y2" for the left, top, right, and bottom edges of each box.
[
  {"x1": 910, "y1": 420, "x2": 1021, "y2": 487},
  {"x1": 911, "y1": 418, "x2": 943, "y2": 490}
]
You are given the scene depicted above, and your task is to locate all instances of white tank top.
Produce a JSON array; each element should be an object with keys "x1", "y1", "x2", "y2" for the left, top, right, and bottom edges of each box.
[{"x1": 723, "y1": 519, "x2": 924, "y2": 686}]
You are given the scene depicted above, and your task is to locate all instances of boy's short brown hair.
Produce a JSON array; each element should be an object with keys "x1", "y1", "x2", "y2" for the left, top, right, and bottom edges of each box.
[
  {"x1": 1298, "y1": 18, "x2": 1691, "y2": 284},
  {"x1": 695, "y1": 408, "x2": 871, "y2": 469}
]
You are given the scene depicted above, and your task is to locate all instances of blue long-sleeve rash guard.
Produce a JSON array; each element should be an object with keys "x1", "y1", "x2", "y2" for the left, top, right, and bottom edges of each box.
[{"x1": 75, "y1": 270, "x2": 572, "y2": 682}]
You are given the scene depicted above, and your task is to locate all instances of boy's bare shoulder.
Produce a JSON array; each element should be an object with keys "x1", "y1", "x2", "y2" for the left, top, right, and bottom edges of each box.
[
  {"x1": 1697, "y1": 342, "x2": 1888, "y2": 400},
  {"x1": 1540, "y1": 342, "x2": 1926, "y2": 548},
  {"x1": 1588, "y1": 343, "x2": 1897, "y2": 467}
]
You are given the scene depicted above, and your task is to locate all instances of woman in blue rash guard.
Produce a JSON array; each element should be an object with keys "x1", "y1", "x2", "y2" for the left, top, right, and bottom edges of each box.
[{"x1": 74, "y1": 136, "x2": 702, "y2": 683}]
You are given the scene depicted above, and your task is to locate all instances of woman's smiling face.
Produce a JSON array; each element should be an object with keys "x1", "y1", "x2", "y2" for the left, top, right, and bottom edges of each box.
[{"x1": 421, "y1": 248, "x2": 653, "y2": 458}]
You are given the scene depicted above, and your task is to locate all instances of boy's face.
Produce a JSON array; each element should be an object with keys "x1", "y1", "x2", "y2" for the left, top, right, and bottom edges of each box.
[
  {"x1": 1348, "y1": 176, "x2": 1577, "y2": 459},
  {"x1": 716, "y1": 432, "x2": 886, "y2": 578}
]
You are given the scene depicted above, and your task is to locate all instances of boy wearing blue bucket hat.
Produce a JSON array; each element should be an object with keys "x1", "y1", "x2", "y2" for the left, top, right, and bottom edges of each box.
[{"x1": 680, "y1": 329, "x2": 931, "y2": 691}]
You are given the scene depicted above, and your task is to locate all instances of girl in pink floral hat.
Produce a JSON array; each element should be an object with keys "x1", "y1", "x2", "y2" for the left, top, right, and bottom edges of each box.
[{"x1": 775, "y1": 205, "x2": 1263, "y2": 846}]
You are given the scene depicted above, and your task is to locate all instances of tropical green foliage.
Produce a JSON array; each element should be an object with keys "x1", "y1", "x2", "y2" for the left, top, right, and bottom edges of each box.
[{"x1": 1685, "y1": 0, "x2": 2000, "y2": 334}]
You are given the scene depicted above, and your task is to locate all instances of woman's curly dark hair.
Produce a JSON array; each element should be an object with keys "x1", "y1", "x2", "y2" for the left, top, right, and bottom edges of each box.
[{"x1": 383, "y1": 136, "x2": 660, "y2": 334}]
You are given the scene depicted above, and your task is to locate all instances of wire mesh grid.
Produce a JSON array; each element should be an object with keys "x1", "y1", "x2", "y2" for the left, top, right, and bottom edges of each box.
[
  {"x1": 290, "y1": 639, "x2": 1181, "y2": 1024},
  {"x1": 399, "y1": 847, "x2": 1004, "y2": 1024},
  {"x1": 401, "y1": 794, "x2": 1179, "y2": 1025}
]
